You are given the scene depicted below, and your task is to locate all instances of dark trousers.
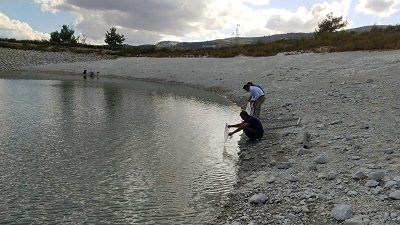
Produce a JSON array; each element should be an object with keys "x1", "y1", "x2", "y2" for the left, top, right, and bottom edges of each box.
[{"x1": 243, "y1": 127, "x2": 263, "y2": 140}]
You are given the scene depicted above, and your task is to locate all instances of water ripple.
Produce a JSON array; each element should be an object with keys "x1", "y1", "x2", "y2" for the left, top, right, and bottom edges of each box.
[{"x1": 0, "y1": 75, "x2": 240, "y2": 224}]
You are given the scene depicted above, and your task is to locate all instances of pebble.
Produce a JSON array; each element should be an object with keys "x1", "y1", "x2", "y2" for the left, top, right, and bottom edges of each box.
[
  {"x1": 248, "y1": 193, "x2": 268, "y2": 204},
  {"x1": 298, "y1": 148, "x2": 312, "y2": 156},
  {"x1": 368, "y1": 171, "x2": 385, "y2": 181},
  {"x1": 288, "y1": 175, "x2": 298, "y2": 182},
  {"x1": 353, "y1": 171, "x2": 367, "y2": 180},
  {"x1": 332, "y1": 204, "x2": 353, "y2": 221},
  {"x1": 384, "y1": 180, "x2": 397, "y2": 189},
  {"x1": 365, "y1": 180, "x2": 380, "y2": 187},
  {"x1": 315, "y1": 155, "x2": 328, "y2": 164},
  {"x1": 389, "y1": 190, "x2": 400, "y2": 200},
  {"x1": 384, "y1": 148, "x2": 394, "y2": 154},
  {"x1": 347, "y1": 191, "x2": 358, "y2": 196},
  {"x1": 344, "y1": 216, "x2": 370, "y2": 225}
]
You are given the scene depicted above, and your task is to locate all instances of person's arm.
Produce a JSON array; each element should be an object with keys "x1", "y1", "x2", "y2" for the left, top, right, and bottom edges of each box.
[
  {"x1": 228, "y1": 121, "x2": 244, "y2": 128},
  {"x1": 228, "y1": 122, "x2": 249, "y2": 136},
  {"x1": 248, "y1": 87, "x2": 255, "y2": 103}
]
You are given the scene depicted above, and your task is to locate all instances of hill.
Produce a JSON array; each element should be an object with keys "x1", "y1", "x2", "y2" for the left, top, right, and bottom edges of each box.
[{"x1": 154, "y1": 25, "x2": 387, "y2": 50}]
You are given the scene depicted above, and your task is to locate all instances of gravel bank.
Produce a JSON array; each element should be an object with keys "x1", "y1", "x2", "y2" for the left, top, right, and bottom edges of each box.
[
  {"x1": 5, "y1": 47, "x2": 400, "y2": 224},
  {"x1": 0, "y1": 47, "x2": 111, "y2": 71}
]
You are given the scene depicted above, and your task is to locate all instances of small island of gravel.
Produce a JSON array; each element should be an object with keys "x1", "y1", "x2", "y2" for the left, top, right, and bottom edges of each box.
[{"x1": 2, "y1": 47, "x2": 400, "y2": 224}]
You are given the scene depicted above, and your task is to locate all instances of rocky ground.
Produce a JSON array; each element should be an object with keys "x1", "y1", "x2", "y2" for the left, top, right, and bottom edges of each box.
[
  {"x1": 2, "y1": 47, "x2": 400, "y2": 224},
  {"x1": 0, "y1": 47, "x2": 111, "y2": 70}
]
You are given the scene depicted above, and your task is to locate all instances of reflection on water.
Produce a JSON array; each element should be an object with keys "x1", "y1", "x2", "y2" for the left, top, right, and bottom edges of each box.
[{"x1": 0, "y1": 72, "x2": 241, "y2": 224}]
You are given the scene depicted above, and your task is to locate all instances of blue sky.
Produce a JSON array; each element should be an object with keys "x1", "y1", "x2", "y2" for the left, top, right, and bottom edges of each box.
[{"x1": 1, "y1": 0, "x2": 399, "y2": 45}]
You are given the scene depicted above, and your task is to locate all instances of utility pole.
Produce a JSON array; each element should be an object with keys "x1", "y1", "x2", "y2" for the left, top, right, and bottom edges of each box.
[{"x1": 234, "y1": 24, "x2": 240, "y2": 45}]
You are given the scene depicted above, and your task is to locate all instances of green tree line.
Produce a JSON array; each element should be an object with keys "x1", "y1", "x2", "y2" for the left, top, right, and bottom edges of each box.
[{"x1": 50, "y1": 25, "x2": 125, "y2": 47}]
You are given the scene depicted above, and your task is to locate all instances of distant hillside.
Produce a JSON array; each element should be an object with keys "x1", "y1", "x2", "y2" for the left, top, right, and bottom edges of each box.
[
  {"x1": 155, "y1": 33, "x2": 313, "y2": 50},
  {"x1": 347, "y1": 25, "x2": 387, "y2": 32},
  {"x1": 153, "y1": 25, "x2": 388, "y2": 50},
  {"x1": 156, "y1": 41, "x2": 180, "y2": 48}
]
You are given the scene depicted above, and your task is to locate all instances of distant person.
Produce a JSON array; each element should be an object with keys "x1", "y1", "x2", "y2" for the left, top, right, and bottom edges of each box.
[
  {"x1": 83, "y1": 70, "x2": 87, "y2": 79},
  {"x1": 243, "y1": 83, "x2": 265, "y2": 118},
  {"x1": 227, "y1": 111, "x2": 264, "y2": 140}
]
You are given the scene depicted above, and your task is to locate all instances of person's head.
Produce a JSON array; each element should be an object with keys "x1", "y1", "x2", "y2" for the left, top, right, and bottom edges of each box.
[
  {"x1": 243, "y1": 84, "x2": 250, "y2": 92},
  {"x1": 247, "y1": 82, "x2": 254, "y2": 86},
  {"x1": 240, "y1": 111, "x2": 250, "y2": 120}
]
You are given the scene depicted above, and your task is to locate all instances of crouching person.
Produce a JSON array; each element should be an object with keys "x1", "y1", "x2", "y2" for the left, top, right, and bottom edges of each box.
[{"x1": 228, "y1": 111, "x2": 264, "y2": 141}]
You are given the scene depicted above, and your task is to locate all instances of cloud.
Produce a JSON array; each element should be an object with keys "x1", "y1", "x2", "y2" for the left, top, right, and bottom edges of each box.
[
  {"x1": 0, "y1": 13, "x2": 50, "y2": 40},
  {"x1": 35, "y1": 0, "x2": 212, "y2": 44},
  {"x1": 356, "y1": 0, "x2": 400, "y2": 17},
  {"x1": 34, "y1": 0, "x2": 65, "y2": 13},
  {"x1": 30, "y1": 0, "x2": 352, "y2": 45},
  {"x1": 249, "y1": 0, "x2": 352, "y2": 36},
  {"x1": 244, "y1": 0, "x2": 270, "y2": 6}
]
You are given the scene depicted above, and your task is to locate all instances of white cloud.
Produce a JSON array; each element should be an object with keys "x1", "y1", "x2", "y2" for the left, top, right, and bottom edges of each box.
[
  {"x1": 34, "y1": 0, "x2": 65, "y2": 13},
  {"x1": 13, "y1": 0, "x2": 353, "y2": 45},
  {"x1": 0, "y1": 13, "x2": 50, "y2": 40},
  {"x1": 244, "y1": 0, "x2": 270, "y2": 6},
  {"x1": 356, "y1": 0, "x2": 400, "y2": 17},
  {"x1": 242, "y1": 0, "x2": 352, "y2": 36}
]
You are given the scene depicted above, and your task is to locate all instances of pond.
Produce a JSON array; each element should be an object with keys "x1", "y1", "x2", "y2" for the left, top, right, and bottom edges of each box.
[{"x1": 0, "y1": 71, "x2": 241, "y2": 224}]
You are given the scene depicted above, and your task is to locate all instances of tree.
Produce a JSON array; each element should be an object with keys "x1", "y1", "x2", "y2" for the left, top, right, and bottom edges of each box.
[
  {"x1": 105, "y1": 27, "x2": 126, "y2": 46},
  {"x1": 50, "y1": 31, "x2": 61, "y2": 42},
  {"x1": 80, "y1": 34, "x2": 87, "y2": 45},
  {"x1": 50, "y1": 25, "x2": 77, "y2": 44},
  {"x1": 315, "y1": 12, "x2": 348, "y2": 35}
]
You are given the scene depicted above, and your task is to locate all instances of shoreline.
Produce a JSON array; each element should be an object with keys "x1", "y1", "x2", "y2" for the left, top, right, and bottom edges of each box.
[{"x1": 2, "y1": 47, "x2": 400, "y2": 224}]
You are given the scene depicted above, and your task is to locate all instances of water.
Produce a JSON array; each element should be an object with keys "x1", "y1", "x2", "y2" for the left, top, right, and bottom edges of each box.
[{"x1": 0, "y1": 72, "x2": 241, "y2": 224}]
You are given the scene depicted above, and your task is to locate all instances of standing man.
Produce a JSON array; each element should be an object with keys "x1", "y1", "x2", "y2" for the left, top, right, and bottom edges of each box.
[
  {"x1": 247, "y1": 82, "x2": 265, "y2": 95},
  {"x1": 243, "y1": 83, "x2": 265, "y2": 118},
  {"x1": 228, "y1": 111, "x2": 264, "y2": 140}
]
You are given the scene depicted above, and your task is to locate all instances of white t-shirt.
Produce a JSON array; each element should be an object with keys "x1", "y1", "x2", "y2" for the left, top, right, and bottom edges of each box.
[{"x1": 249, "y1": 86, "x2": 264, "y2": 101}]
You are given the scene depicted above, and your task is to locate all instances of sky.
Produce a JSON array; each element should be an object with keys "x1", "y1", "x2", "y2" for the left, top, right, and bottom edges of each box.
[{"x1": 0, "y1": 0, "x2": 399, "y2": 46}]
